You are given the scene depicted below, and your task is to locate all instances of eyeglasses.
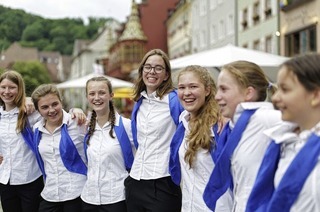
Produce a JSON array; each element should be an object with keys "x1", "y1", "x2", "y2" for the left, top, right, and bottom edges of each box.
[{"x1": 143, "y1": 65, "x2": 165, "y2": 73}]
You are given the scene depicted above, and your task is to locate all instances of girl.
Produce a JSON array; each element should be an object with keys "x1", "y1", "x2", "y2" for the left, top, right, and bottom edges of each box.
[
  {"x1": 81, "y1": 76, "x2": 134, "y2": 212},
  {"x1": 31, "y1": 84, "x2": 87, "y2": 212},
  {"x1": 169, "y1": 65, "x2": 233, "y2": 211},
  {"x1": 203, "y1": 61, "x2": 282, "y2": 211},
  {"x1": 0, "y1": 70, "x2": 43, "y2": 212},
  {"x1": 247, "y1": 53, "x2": 320, "y2": 211},
  {"x1": 125, "y1": 49, "x2": 183, "y2": 212}
]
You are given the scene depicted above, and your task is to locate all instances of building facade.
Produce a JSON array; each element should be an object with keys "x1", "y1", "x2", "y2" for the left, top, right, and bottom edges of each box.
[{"x1": 279, "y1": 0, "x2": 319, "y2": 56}]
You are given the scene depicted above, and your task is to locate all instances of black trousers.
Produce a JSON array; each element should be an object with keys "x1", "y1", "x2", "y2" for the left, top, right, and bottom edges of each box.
[
  {"x1": 0, "y1": 176, "x2": 44, "y2": 212},
  {"x1": 82, "y1": 200, "x2": 127, "y2": 212},
  {"x1": 125, "y1": 176, "x2": 181, "y2": 212},
  {"x1": 38, "y1": 197, "x2": 82, "y2": 212}
]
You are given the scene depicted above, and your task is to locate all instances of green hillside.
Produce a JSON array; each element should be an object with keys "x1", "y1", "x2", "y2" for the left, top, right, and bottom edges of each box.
[{"x1": 0, "y1": 5, "x2": 113, "y2": 55}]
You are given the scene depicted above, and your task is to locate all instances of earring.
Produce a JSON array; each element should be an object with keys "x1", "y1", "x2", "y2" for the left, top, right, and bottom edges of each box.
[{"x1": 311, "y1": 99, "x2": 317, "y2": 107}]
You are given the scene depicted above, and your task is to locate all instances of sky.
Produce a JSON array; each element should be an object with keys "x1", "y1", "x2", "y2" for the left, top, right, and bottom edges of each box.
[{"x1": 0, "y1": 0, "x2": 139, "y2": 23}]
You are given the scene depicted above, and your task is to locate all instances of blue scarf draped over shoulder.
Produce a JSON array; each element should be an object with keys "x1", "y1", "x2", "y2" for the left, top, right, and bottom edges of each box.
[
  {"x1": 34, "y1": 124, "x2": 87, "y2": 179},
  {"x1": 247, "y1": 133, "x2": 320, "y2": 212},
  {"x1": 169, "y1": 121, "x2": 219, "y2": 185},
  {"x1": 203, "y1": 109, "x2": 257, "y2": 211},
  {"x1": 131, "y1": 90, "x2": 183, "y2": 149},
  {"x1": 84, "y1": 116, "x2": 134, "y2": 171}
]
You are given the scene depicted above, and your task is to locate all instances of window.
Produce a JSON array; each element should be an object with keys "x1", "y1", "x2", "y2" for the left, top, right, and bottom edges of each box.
[
  {"x1": 253, "y1": 40, "x2": 260, "y2": 50},
  {"x1": 285, "y1": 25, "x2": 317, "y2": 56},
  {"x1": 265, "y1": 36, "x2": 272, "y2": 53},
  {"x1": 219, "y1": 20, "x2": 225, "y2": 39},
  {"x1": 227, "y1": 14, "x2": 234, "y2": 35},
  {"x1": 210, "y1": 0, "x2": 217, "y2": 10},
  {"x1": 253, "y1": 2, "x2": 260, "y2": 25},
  {"x1": 200, "y1": 0, "x2": 207, "y2": 16},
  {"x1": 242, "y1": 8, "x2": 248, "y2": 30},
  {"x1": 265, "y1": 0, "x2": 272, "y2": 18},
  {"x1": 210, "y1": 24, "x2": 217, "y2": 44}
]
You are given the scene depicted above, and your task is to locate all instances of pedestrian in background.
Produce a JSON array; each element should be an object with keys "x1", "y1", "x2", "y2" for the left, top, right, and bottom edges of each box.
[
  {"x1": 170, "y1": 65, "x2": 233, "y2": 211},
  {"x1": 0, "y1": 70, "x2": 43, "y2": 212},
  {"x1": 125, "y1": 49, "x2": 183, "y2": 212},
  {"x1": 81, "y1": 76, "x2": 134, "y2": 212},
  {"x1": 247, "y1": 53, "x2": 320, "y2": 212},
  {"x1": 31, "y1": 84, "x2": 87, "y2": 212},
  {"x1": 203, "y1": 61, "x2": 282, "y2": 211}
]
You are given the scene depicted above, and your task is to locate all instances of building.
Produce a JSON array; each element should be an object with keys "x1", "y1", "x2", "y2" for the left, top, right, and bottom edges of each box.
[
  {"x1": 191, "y1": 0, "x2": 236, "y2": 53},
  {"x1": 166, "y1": 0, "x2": 192, "y2": 59},
  {"x1": 0, "y1": 42, "x2": 69, "y2": 83},
  {"x1": 238, "y1": 0, "x2": 280, "y2": 54},
  {"x1": 279, "y1": 0, "x2": 319, "y2": 56},
  {"x1": 139, "y1": 0, "x2": 179, "y2": 53},
  {"x1": 69, "y1": 19, "x2": 121, "y2": 79},
  {"x1": 107, "y1": 0, "x2": 147, "y2": 80}
]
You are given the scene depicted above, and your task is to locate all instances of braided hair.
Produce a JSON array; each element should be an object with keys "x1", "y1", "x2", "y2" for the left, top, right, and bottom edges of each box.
[{"x1": 85, "y1": 76, "x2": 116, "y2": 145}]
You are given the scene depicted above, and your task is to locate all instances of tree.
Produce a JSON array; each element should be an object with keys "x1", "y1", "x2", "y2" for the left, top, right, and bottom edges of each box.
[
  {"x1": 12, "y1": 61, "x2": 51, "y2": 96},
  {"x1": 21, "y1": 21, "x2": 46, "y2": 41}
]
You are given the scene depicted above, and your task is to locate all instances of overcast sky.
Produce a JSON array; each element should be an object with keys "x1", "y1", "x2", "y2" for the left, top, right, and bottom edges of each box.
[{"x1": 0, "y1": 0, "x2": 139, "y2": 23}]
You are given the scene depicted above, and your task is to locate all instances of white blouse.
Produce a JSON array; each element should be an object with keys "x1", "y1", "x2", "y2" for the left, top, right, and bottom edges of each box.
[
  {"x1": 0, "y1": 106, "x2": 42, "y2": 185},
  {"x1": 178, "y1": 111, "x2": 233, "y2": 212},
  {"x1": 130, "y1": 91, "x2": 177, "y2": 180},
  {"x1": 229, "y1": 102, "x2": 282, "y2": 212},
  {"x1": 34, "y1": 110, "x2": 86, "y2": 202},
  {"x1": 265, "y1": 122, "x2": 320, "y2": 212},
  {"x1": 81, "y1": 113, "x2": 134, "y2": 205}
]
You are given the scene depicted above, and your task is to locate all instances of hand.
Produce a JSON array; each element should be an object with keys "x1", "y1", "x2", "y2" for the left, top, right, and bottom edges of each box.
[
  {"x1": 70, "y1": 108, "x2": 87, "y2": 125},
  {"x1": 24, "y1": 97, "x2": 35, "y2": 114}
]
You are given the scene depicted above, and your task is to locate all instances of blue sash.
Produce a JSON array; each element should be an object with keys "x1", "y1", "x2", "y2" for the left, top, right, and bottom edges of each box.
[
  {"x1": 246, "y1": 141, "x2": 280, "y2": 212},
  {"x1": 212, "y1": 122, "x2": 231, "y2": 163},
  {"x1": 21, "y1": 120, "x2": 36, "y2": 154},
  {"x1": 34, "y1": 124, "x2": 88, "y2": 179},
  {"x1": 59, "y1": 124, "x2": 87, "y2": 175},
  {"x1": 131, "y1": 90, "x2": 183, "y2": 149},
  {"x1": 169, "y1": 122, "x2": 185, "y2": 185},
  {"x1": 267, "y1": 133, "x2": 320, "y2": 211},
  {"x1": 169, "y1": 122, "x2": 218, "y2": 185},
  {"x1": 84, "y1": 116, "x2": 134, "y2": 171},
  {"x1": 203, "y1": 109, "x2": 257, "y2": 211}
]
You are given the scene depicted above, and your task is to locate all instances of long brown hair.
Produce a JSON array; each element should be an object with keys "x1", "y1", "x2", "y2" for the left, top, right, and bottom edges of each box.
[
  {"x1": 85, "y1": 76, "x2": 116, "y2": 145},
  {"x1": 0, "y1": 70, "x2": 27, "y2": 133},
  {"x1": 133, "y1": 49, "x2": 174, "y2": 101},
  {"x1": 177, "y1": 65, "x2": 221, "y2": 167}
]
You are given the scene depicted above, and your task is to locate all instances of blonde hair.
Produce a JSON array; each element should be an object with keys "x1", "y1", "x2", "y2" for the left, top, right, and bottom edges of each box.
[
  {"x1": 222, "y1": 61, "x2": 276, "y2": 102},
  {"x1": 133, "y1": 49, "x2": 174, "y2": 101},
  {"x1": 177, "y1": 65, "x2": 220, "y2": 167},
  {"x1": 85, "y1": 76, "x2": 116, "y2": 145},
  {"x1": 0, "y1": 70, "x2": 27, "y2": 133}
]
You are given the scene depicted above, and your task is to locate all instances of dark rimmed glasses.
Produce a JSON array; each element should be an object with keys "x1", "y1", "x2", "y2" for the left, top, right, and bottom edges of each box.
[{"x1": 143, "y1": 65, "x2": 165, "y2": 73}]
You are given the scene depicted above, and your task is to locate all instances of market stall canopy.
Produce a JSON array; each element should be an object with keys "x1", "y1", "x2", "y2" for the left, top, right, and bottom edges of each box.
[
  {"x1": 170, "y1": 44, "x2": 290, "y2": 81},
  {"x1": 56, "y1": 73, "x2": 134, "y2": 89}
]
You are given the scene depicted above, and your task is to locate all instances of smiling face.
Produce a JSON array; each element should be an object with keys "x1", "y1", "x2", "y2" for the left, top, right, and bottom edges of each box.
[
  {"x1": 142, "y1": 55, "x2": 169, "y2": 94},
  {"x1": 86, "y1": 80, "x2": 113, "y2": 116},
  {"x1": 37, "y1": 93, "x2": 63, "y2": 127},
  {"x1": 272, "y1": 66, "x2": 320, "y2": 130},
  {"x1": 0, "y1": 78, "x2": 18, "y2": 111},
  {"x1": 178, "y1": 71, "x2": 209, "y2": 118},
  {"x1": 215, "y1": 69, "x2": 248, "y2": 119}
]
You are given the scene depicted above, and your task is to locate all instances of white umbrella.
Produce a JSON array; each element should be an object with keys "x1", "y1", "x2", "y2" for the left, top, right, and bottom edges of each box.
[
  {"x1": 170, "y1": 44, "x2": 289, "y2": 81},
  {"x1": 56, "y1": 73, "x2": 134, "y2": 89},
  {"x1": 170, "y1": 44, "x2": 289, "y2": 68}
]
